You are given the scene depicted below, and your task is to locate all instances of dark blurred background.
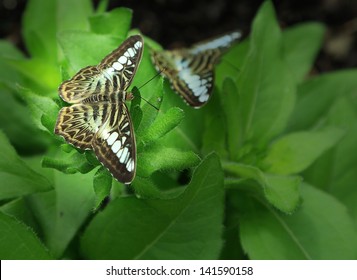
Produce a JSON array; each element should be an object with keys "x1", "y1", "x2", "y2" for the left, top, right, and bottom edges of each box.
[{"x1": 1, "y1": 0, "x2": 357, "y2": 72}]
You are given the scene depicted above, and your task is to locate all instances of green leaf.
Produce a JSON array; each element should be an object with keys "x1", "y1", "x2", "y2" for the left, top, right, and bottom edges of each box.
[
  {"x1": 283, "y1": 22, "x2": 325, "y2": 83},
  {"x1": 0, "y1": 212, "x2": 52, "y2": 259},
  {"x1": 262, "y1": 127, "x2": 345, "y2": 175},
  {"x1": 19, "y1": 86, "x2": 59, "y2": 133},
  {"x1": 264, "y1": 174, "x2": 301, "y2": 213},
  {"x1": 7, "y1": 58, "x2": 61, "y2": 92},
  {"x1": 93, "y1": 166, "x2": 112, "y2": 209},
  {"x1": 0, "y1": 131, "x2": 52, "y2": 200},
  {"x1": 81, "y1": 153, "x2": 224, "y2": 259},
  {"x1": 224, "y1": 162, "x2": 300, "y2": 213},
  {"x1": 288, "y1": 70, "x2": 357, "y2": 132},
  {"x1": 58, "y1": 31, "x2": 123, "y2": 72},
  {"x1": 139, "y1": 107, "x2": 184, "y2": 145},
  {"x1": 221, "y1": 77, "x2": 242, "y2": 160},
  {"x1": 89, "y1": 7, "x2": 132, "y2": 38},
  {"x1": 303, "y1": 97, "x2": 357, "y2": 225},
  {"x1": 0, "y1": 41, "x2": 25, "y2": 88},
  {"x1": 27, "y1": 170, "x2": 95, "y2": 258},
  {"x1": 238, "y1": 183, "x2": 357, "y2": 259},
  {"x1": 42, "y1": 148, "x2": 95, "y2": 175},
  {"x1": 137, "y1": 146, "x2": 200, "y2": 178},
  {"x1": 237, "y1": 1, "x2": 296, "y2": 147},
  {"x1": 202, "y1": 91, "x2": 228, "y2": 158},
  {"x1": 0, "y1": 88, "x2": 50, "y2": 153},
  {"x1": 22, "y1": 0, "x2": 93, "y2": 63},
  {"x1": 215, "y1": 38, "x2": 248, "y2": 90},
  {"x1": 160, "y1": 81, "x2": 204, "y2": 153}
]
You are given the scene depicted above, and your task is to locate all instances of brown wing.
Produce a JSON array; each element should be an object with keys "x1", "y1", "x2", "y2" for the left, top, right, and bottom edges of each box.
[
  {"x1": 59, "y1": 35, "x2": 144, "y2": 104},
  {"x1": 92, "y1": 102, "x2": 136, "y2": 184},
  {"x1": 54, "y1": 103, "x2": 108, "y2": 150},
  {"x1": 152, "y1": 50, "x2": 214, "y2": 108}
]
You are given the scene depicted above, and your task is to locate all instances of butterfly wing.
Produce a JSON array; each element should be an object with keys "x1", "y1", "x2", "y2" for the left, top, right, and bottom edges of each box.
[
  {"x1": 92, "y1": 102, "x2": 136, "y2": 184},
  {"x1": 190, "y1": 31, "x2": 241, "y2": 55},
  {"x1": 59, "y1": 35, "x2": 144, "y2": 103},
  {"x1": 151, "y1": 31, "x2": 241, "y2": 107},
  {"x1": 99, "y1": 35, "x2": 143, "y2": 93},
  {"x1": 152, "y1": 50, "x2": 214, "y2": 107},
  {"x1": 55, "y1": 103, "x2": 108, "y2": 150},
  {"x1": 55, "y1": 35, "x2": 143, "y2": 183}
]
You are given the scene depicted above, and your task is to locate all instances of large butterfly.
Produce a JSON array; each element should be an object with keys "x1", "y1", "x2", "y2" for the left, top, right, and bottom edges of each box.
[
  {"x1": 151, "y1": 31, "x2": 241, "y2": 108},
  {"x1": 54, "y1": 35, "x2": 144, "y2": 184}
]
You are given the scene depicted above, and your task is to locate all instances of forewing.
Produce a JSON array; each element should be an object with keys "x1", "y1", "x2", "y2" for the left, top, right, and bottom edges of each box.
[
  {"x1": 54, "y1": 103, "x2": 108, "y2": 150},
  {"x1": 191, "y1": 31, "x2": 241, "y2": 55},
  {"x1": 151, "y1": 31, "x2": 241, "y2": 108},
  {"x1": 152, "y1": 50, "x2": 214, "y2": 108},
  {"x1": 59, "y1": 35, "x2": 144, "y2": 104},
  {"x1": 99, "y1": 35, "x2": 144, "y2": 92},
  {"x1": 92, "y1": 103, "x2": 136, "y2": 184}
]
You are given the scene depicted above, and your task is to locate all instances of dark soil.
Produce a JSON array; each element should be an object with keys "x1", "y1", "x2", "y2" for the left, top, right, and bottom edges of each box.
[{"x1": 1, "y1": 0, "x2": 357, "y2": 73}]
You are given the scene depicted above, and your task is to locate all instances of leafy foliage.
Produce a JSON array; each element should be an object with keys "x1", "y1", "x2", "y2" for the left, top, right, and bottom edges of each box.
[{"x1": 0, "y1": 0, "x2": 356, "y2": 260}]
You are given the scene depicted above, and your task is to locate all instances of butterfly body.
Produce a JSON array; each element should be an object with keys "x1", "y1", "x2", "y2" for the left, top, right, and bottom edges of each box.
[
  {"x1": 55, "y1": 35, "x2": 143, "y2": 184},
  {"x1": 151, "y1": 31, "x2": 241, "y2": 107}
]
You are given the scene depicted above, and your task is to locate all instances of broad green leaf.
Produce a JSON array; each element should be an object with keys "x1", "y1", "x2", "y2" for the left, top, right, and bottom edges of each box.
[
  {"x1": 264, "y1": 174, "x2": 301, "y2": 214},
  {"x1": 215, "y1": 38, "x2": 248, "y2": 90},
  {"x1": 0, "y1": 41, "x2": 25, "y2": 88},
  {"x1": 201, "y1": 91, "x2": 228, "y2": 158},
  {"x1": 28, "y1": 170, "x2": 95, "y2": 258},
  {"x1": 0, "y1": 212, "x2": 52, "y2": 259},
  {"x1": 304, "y1": 97, "x2": 357, "y2": 224},
  {"x1": 0, "y1": 40, "x2": 24, "y2": 59},
  {"x1": 89, "y1": 7, "x2": 132, "y2": 38},
  {"x1": 223, "y1": 162, "x2": 300, "y2": 213},
  {"x1": 288, "y1": 70, "x2": 357, "y2": 132},
  {"x1": 302, "y1": 97, "x2": 356, "y2": 190},
  {"x1": 219, "y1": 204, "x2": 245, "y2": 260},
  {"x1": 58, "y1": 31, "x2": 123, "y2": 72},
  {"x1": 0, "y1": 198, "x2": 41, "y2": 235},
  {"x1": 23, "y1": 0, "x2": 93, "y2": 63},
  {"x1": 139, "y1": 107, "x2": 184, "y2": 146},
  {"x1": 0, "y1": 88, "x2": 50, "y2": 153},
  {"x1": 221, "y1": 77, "x2": 242, "y2": 160},
  {"x1": 262, "y1": 127, "x2": 345, "y2": 175},
  {"x1": 283, "y1": 22, "x2": 325, "y2": 83},
  {"x1": 93, "y1": 166, "x2": 112, "y2": 209},
  {"x1": 81, "y1": 153, "x2": 224, "y2": 259},
  {"x1": 160, "y1": 81, "x2": 204, "y2": 153},
  {"x1": 19, "y1": 87, "x2": 59, "y2": 133},
  {"x1": 137, "y1": 145, "x2": 200, "y2": 178},
  {"x1": 0, "y1": 131, "x2": 52, "y2": 200},
  {"x1": 42, "y1": 149, "x2": 95, "y2": 175},
  {"x1": 238, "y1": 183, "x2": 357, "y2": 259},
  {"x1": 237, "y1": 1, "x2": 296, "y2": 147},
  {"x1": 7, "y1": 58, "x2": 61, "y2": 92},
  {"x1": 131, "y1": 176, "x2": 163, "y2": 199}
]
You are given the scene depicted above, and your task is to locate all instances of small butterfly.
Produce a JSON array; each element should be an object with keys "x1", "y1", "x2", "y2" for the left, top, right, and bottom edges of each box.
[
  {"x1": 151, "y1": 31, "x2": 241, "y2": 108},
  {"x1": 54, "y1": 35, "x2": 144, "y2": 184}
]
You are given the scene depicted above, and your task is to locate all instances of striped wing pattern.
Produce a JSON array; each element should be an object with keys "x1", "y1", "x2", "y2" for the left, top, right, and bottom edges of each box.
[
  {"x1": 151, "y1": 31, "x2": 241, "y2": 108},
  {"x1": 55, "y1": 35, "x2": 143, "y2": 184}
]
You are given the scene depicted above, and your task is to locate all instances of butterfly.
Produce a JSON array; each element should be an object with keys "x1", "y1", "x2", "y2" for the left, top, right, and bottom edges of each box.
[
  {"x1": 151, "y1": 31, "x2": 241, "y2": 108},
  {"x1": 54, "y1": 35, "x2": 144, "y2": 184}
]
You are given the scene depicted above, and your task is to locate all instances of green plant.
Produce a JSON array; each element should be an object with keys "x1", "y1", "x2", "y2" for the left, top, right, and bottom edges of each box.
[{"x1": 0, "y1": 0, "x2": 356, "y2": 260}]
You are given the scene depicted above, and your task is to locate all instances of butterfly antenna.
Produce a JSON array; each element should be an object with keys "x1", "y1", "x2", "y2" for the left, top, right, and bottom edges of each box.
[
  {"x1": 140, "y1": 95, "x2": 160, "y2": 111},
  {"x1": 137, "y1": 69, "x2": 164, "y2": 90},
  {"x1": 135, "y1": 69, "x2": 166, "y2": 111}
]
